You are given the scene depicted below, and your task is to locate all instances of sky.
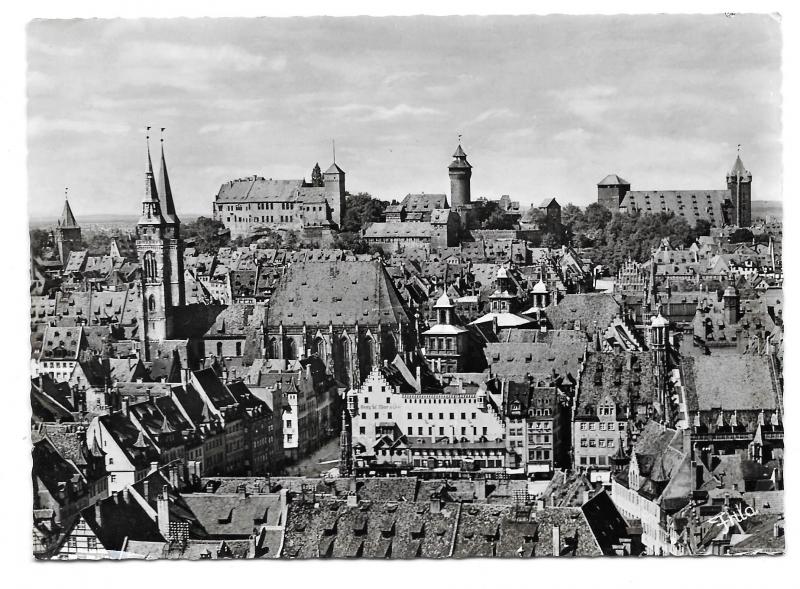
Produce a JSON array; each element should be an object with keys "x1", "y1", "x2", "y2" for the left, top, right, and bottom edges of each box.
[{"x1": 27, "y1": 15, "x2": 782, "y2": 220}]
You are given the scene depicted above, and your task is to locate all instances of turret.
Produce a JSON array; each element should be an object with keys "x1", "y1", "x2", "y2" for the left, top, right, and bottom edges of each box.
[
  {"x1": 323, "y1": 161, "x2": 346, "y2": 227},
  {"x1": 448, "y1": 141, "x2": 472, "y2": 207},
  {"x1": 723, "y1": 285, "x2": 739, "y2": 325}
]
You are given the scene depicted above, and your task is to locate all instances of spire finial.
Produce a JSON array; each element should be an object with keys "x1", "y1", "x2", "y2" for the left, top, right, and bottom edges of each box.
[
  {"x1": 458, "y1": 133, "x2": 462, "y2": 145},
  {"x1": 737, "y1": 143, "x2": 741, "y2": 154},
  {"x1": 160, "y1": 127, "x2": 165, "y2": 144},
  {"x1": 64, "y1": 187, "x2": 69, "y2": 201},
  {"x1": 332, "y1": 138, "x2": 336, "y2": 164}
]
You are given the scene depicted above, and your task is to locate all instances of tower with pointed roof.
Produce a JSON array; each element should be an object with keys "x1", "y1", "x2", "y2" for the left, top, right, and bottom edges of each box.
[
  {"x1": 597, "y1": 174, "x2": 631, "y2": 210},
  {"x1": 726, "y1": 152, "x2": 752, "y2": 227},
  {"x1": 323, "y1": 161, "x2": 346, "y2": 227},
  {"x1": 156, "y1": 134, "x2": 185, "y2": 309},
  {"x1": 448, "y1": 141, "x2": 472, "y2": 208},
  {"x1": 136, "y1": 131, "x2": 184, "y2": 346},
  {"x1": 54, "y1": 191, "x2": 81, "y2": 266}
]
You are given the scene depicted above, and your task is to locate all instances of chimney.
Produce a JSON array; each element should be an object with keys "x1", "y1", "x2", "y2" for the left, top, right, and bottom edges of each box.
[
  {"x1": 474, "y1": 478, "x2": 487, "y2": 501},
  {"x1": 150, "y1": 461, "x2": 159, "y2": 474},
  {"x1": 95, "y1": 504, "x2": 102, "y2": 528},
  {"x1": 346, "y1": 491, "x2": 358, "y2": 508},
  {"x1": 122, "y1": 397, "x2": 130, "y2": 417},
  {"x1": 143, "y1": 480, "x2": 150, "y2": 502},
  {"x1": 430, "y1": 493, "x2": 442, "y2": 514},
  {"x1": 157, "y1": 488, "x2": 170, "y2": 540},
  {"x1": 552, "y1": 525, "x2": 561, "y2": 556},
  {"x1": 122, "y1": 487, "x2": 130, "y2": 503},
  {"x1": 415, "y1": 365, "x2": 422, "y2": 392}
]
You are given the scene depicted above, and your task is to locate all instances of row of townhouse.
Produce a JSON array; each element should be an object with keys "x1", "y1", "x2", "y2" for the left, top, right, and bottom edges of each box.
[{"x1": 85, "y1": 368, "x2": 283, "y2": 494}]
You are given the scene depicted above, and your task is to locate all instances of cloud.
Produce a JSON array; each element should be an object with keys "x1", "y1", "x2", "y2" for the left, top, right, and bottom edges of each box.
[
  {"x1": 197, "y1": 120, "x2": 270, "y2": 135},
  {"x1": 323, "y1": 103, "x2": 441, "y2": 122},
  {"x1": 28, "y1": 117, "x2": 131, "y2": 138},
  {"x1": 470, "y1": 108, "x2": 517, "y2": 125}
]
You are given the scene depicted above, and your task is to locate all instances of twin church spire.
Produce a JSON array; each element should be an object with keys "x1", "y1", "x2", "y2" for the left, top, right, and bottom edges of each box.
[{"x1": 139, "y1": 127, "x2": 180, "y2": 229}]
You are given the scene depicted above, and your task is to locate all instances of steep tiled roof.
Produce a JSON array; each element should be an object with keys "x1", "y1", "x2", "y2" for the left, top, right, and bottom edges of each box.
[
  {"x1": 400, "y1": 193, "x2": 448, "y2": 212},
  {"x1": 453, "y1": 504, "x2": 601, "y2": 557},
  {"x1": 182, "y1": 493, "x2": 282, "y2": 536},
  {"x1": 544, "y1": 294, "x2": 621, "y2": 336},
  {"x1": 484, "y1": 337, "x2": 586, "y2": 381},
  {"x1": 620, "y1": 190, "x2": 731, "y2": 227},
  {"x1": 283, "y1": 500, "x2": 458, "y2": 559},
  {"x1": 574, "y1": 351, "x2": 653, "y2": 419},
  {"x1": 215, "y1": 177, "x2": 304, "y2": 203},
  {"x1": 684, "y1": 354, "x2": 778, "y2": 412},
  {"x1": 267, "y1": 261, "x2": 410, "y2": 327},
  {"x1": 597, "y1": 174, "x2": 630, "y2": 186}
]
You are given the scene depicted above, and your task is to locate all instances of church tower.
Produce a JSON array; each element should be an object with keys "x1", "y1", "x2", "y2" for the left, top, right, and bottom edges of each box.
[
  {"x1": 726, "y1": 151, "x2": 752, "y2": 227},
  {"x1": 156, "y1": 133, "x2": 185, "y2": 308},
  {"x1": 54, "y1": 191, "x2": 81, "y2": 266},
  {"x1": 448, "y1": 141, "x2": 472, "y2": 207},
  {"x1": 136, "y1": 130, "x2": 183, "y2": 346}
]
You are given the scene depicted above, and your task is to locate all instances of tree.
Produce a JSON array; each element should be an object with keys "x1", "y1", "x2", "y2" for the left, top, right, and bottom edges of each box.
[
  {"x1": 29, "y1": 228, "x2": 51, "y2": 258},
  {"x1": 311, "y1": 163, "x2": 324, "y2": 187},
  {"x1": 694, "y1": 218, "x2": 712, "y2": 238},
  {"x1": 340, "y1": 192, "x2": 387, "y2": 233},
  {"x1": 82, "y1": 231, "x2": 113, "y2": 254},
  {"x1": 729, "y1": 228, "x2": 754, "y2": 244},
  {"x1": 182, "y1": 216, "x2": 228, "y2": 253},
  {"x1": 332, "y1": 231, "x2": 379, "y2": 255}
]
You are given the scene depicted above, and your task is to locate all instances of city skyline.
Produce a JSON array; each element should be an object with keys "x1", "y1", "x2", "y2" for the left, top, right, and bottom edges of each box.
[{"x1": 27, "y1": 15, "x2": 781, "y2": 219}]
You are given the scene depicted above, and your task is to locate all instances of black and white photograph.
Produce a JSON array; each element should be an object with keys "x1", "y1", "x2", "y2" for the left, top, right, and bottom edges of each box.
[{"x1": 21, "y1": 9, "x2": 788, "y2": 564}]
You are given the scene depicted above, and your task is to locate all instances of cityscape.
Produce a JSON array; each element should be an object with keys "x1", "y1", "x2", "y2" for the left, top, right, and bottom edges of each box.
[{"x1": 28, "y1": 15, "x2": 784, "y2": 560}]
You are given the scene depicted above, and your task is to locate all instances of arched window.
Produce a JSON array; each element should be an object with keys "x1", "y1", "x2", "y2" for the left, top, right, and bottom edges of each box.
[
  {"x1": 269, "y1": 338, "x2": 278, "y2": 359},
  {"x1": 313, "y1": 337, "x2": 327, "y2": 364},
  {"x1": 148, "y1": 294, "x2": 157, "y2": 312},
  {"x1": 338, "y1": 337, "x2": 351, "y2": 386},
  {"x1": 359, "y1": 337, "x2": 374, "y2": 381},
  {"x1": 235, "y1": 342, "x2": 242, "y2": 356},
  {"x1": 285, "y1": 338, "x2": 297, "y2": 360},
  {"x1": 383, "y1": 332, "x2": 397, "y2": 360},
  {"x1": 143, "y1": 251, "x2": 157, "y2": 281},
  {"x1": 216, "y1": 342, "x2": 223, "y2": 357}
]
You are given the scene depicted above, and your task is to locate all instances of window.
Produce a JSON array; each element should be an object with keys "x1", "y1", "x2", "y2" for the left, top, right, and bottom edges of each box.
[
  {"x1": 449, "y1": 413, "x2": 454, "y2": 420},
  {"x1": 580, "y1": 439, "x2": 587, "y2": 448},
  {"x1": 599, "y1": 422, "x2": 606, "y2": 431},
  {"x1": 374, "y1": 412, "x2": 379, "y2": 419},
  {"x1": 607, "y1": 438, "x2": 615, "y2": 447},
  {"x1": 359, "y1": 427, "x2": 365, "y2": 435},
  {"x1": 439, "y1": 413, "x2": 444, "y2": 419},
  {"x1": 439, "y1": 427, "x2": 444, "y2": 435},
  {"x1": 408, "y1": 413, "x2": 412, "y2": 419},
  {"x1": 589, "y1": 439, "x2": 596, "y2": 447},
  {"x1": 387, "y1": 412, "x2": 393, "y2": 419},
  {"x1": 599, "y1": 439, "x2": 606, "y2": 448},
  {"x1": 361, "y1": 413, "x2": 366, "y2": 420},
  {"x1": 461, "y1": 413, "x2": 466, "y2": 420},
  {"x1": 580, "y1": 423, "x2": 587, "y2": 431}
]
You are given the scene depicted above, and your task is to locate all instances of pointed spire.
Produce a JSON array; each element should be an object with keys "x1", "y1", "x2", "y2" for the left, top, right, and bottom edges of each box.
[
  {"x1": 157, "y1": 128, "x2": 180, "y2": 225},
  {"x1": 729, "y1": 147, "x2": 751, "y2": 179},
  {"x1": 140, "y1": 126, "x2": 165, "y2": 226},
  {"x1": 60, "y1": 187, "x2": 79, "y2": 228}
]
